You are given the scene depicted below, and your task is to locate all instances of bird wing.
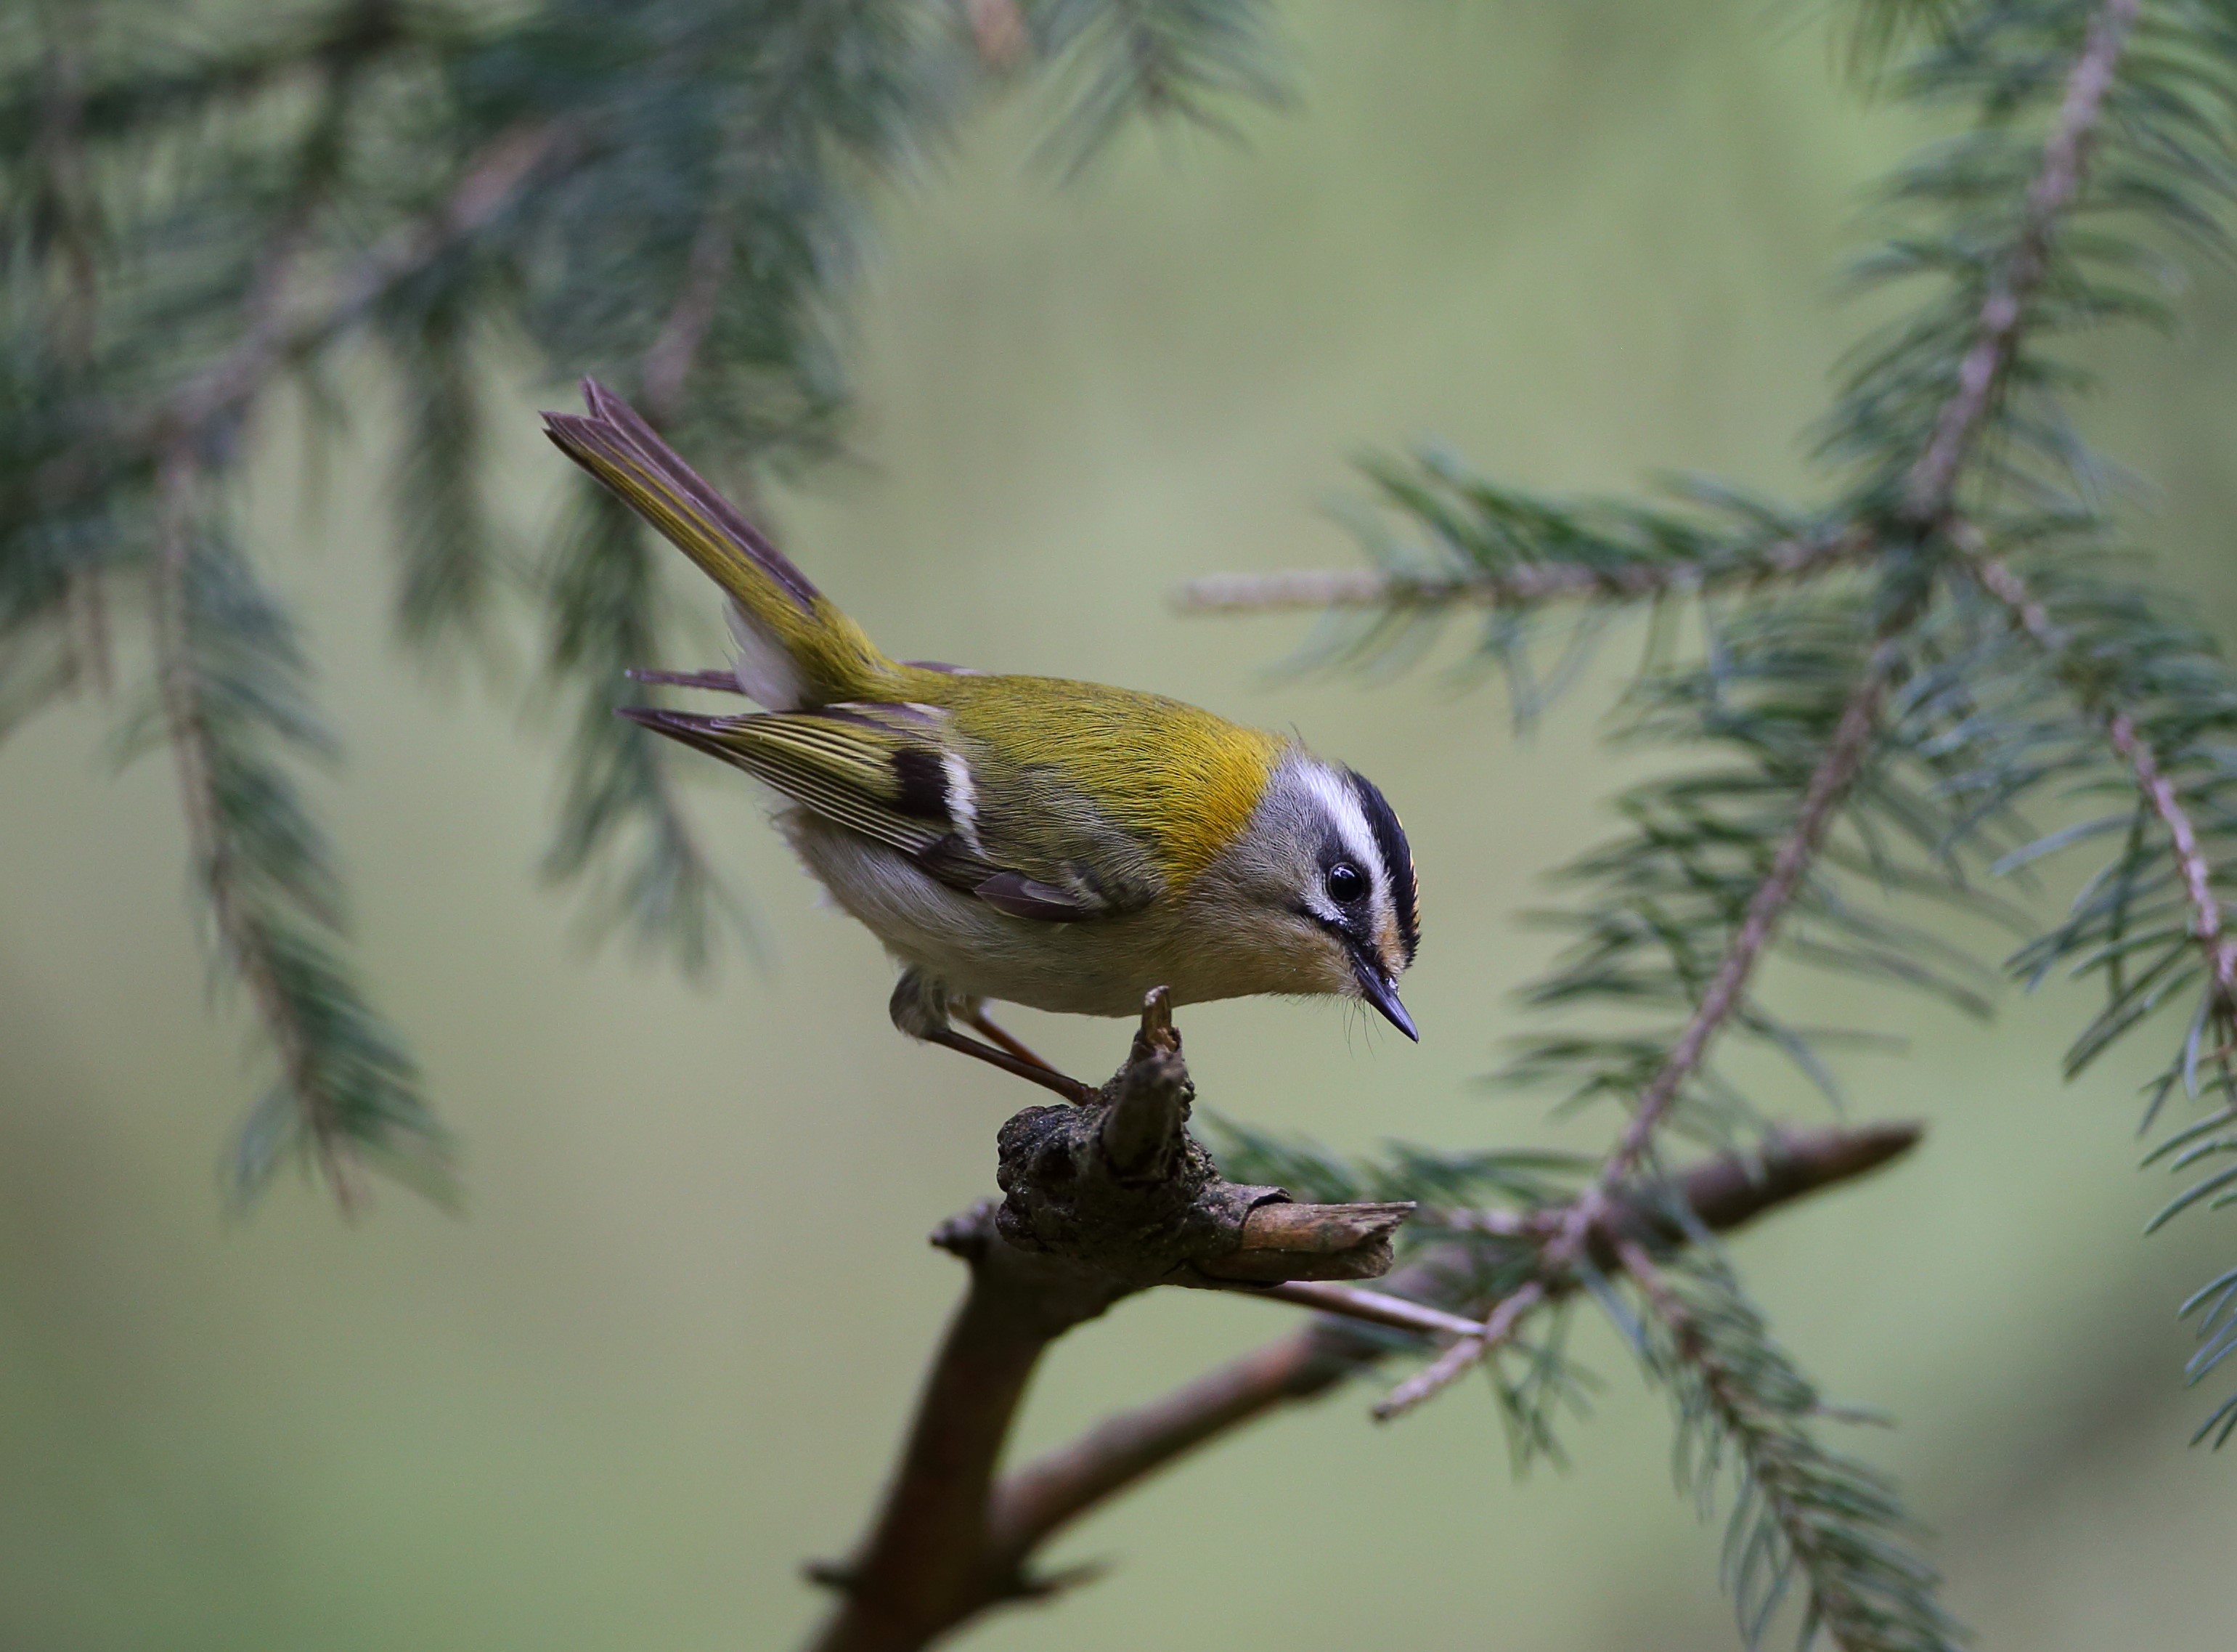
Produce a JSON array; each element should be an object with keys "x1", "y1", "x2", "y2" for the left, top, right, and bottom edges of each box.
[{"x1": 619, "y1": 702, "x2": 1120, "y2": 920}]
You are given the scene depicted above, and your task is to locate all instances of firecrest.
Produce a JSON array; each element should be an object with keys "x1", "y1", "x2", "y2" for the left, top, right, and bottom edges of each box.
[{"x1": 545, "y1": 380, "x2": 1419, "y2": 1100}]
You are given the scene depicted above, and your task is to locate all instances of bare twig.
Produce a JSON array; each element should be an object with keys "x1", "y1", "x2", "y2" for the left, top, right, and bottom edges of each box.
[
  {"x1": 1223, "y1": 1278, "x2": 1487, "y2": 1340},
  {"x1": 1900, "y1": 0, "x2": 2140, "y2": 526},
  {"x1": 983, "y1": 1333, "x2": 1328, "y2": 1567},
  {"x1": 1371, "y1": 1280, "x2": 1546, "y2": 1422},
  {"x1": 1196, "y1": 1205, "x2": 1418, "y2": 1282},
  {"x1": 1173, "y1": 527, "x2": 1870, "y2": 615}
]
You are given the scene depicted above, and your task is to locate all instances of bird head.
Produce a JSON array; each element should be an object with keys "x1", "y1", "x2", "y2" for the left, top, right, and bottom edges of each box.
[{"x1": 1213, "y1": 753, "x2": 1421, "y2": 1038}]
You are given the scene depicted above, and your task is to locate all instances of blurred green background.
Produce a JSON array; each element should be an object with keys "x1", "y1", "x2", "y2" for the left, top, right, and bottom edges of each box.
[{"x1": 6, "y1": 3, "x2": 2237, "y2": 1648}]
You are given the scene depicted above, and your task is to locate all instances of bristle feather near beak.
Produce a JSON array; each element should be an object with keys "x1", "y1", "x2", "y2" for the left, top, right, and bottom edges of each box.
[{"x1": 1349, "y1": 946, "x2": 1419, "y2": 1041}]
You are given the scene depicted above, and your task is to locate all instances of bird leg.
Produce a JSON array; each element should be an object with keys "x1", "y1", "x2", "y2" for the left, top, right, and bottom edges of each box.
[
  {"x1": 961, "y1": 1007, "x2": 1064, "y2": 1077},
  {"x1": 924, "y1": 1028, "x2": 1096, "y2": 1104},
  {"x1": 891, "y1": 972, "x2": 1097, "y2": 1104}
]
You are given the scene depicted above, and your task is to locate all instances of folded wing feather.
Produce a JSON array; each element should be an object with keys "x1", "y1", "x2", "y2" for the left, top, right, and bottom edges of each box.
[{"x1": 618, "y1": 703, "x2": 1115, "y2": 921}]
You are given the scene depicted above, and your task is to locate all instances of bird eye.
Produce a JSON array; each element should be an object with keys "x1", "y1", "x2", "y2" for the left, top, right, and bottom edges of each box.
[{"x1": 1325, "y1": 862, "x2": 1367, "y2": 903}]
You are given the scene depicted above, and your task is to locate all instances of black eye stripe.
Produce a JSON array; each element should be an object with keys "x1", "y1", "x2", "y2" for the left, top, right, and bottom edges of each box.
[{"x1": 1344, "y1": 767, "x2": 1419, "y2": 965}]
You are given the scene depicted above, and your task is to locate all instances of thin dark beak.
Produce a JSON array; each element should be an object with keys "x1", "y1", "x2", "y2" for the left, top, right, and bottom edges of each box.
[{"x1": 1350, "y1": 949, "x2": 1419, "y2": 1042}]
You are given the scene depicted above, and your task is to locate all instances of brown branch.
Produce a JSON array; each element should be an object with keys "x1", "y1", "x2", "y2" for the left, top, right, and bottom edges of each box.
[
  {"x1": 982, "y1": 1333, "x2": 1329, "y2": 1566},
  {"x1": 805, "y1": 993, "x2": 1421, "y2": 1652},
  {"x1": 809, "y1": 1122, "x2": 1916, "y2": 1651},
  {"x1": 804, "y1": 1205, "x2": 1130, "y2": 1651},
  {"x1": 1899, "y1": 0, "x2": 2140, "y2": 526},
  {"x1": 980, "y1": 1123, "x2": 1920, "y2": 1587},
  {"x1": 819, "y1": 1018, "x2": 1912, "y2": 1651},
  {"x1": 1172, "y1": 526, "x2": 1871, "y2": 616}
]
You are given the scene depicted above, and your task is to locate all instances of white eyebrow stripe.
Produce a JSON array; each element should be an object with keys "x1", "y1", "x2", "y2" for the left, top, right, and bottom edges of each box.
[
  {"x1": 1297, "y1": 762, "x2": 1379, "y2": 871},
  {"x1": 1295, "y1": 760, "x2": 1399, "y2": 949}
]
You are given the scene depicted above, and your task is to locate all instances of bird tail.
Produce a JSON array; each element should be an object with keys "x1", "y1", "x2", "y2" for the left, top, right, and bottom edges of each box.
[{"x1": 542, "y1": 379, "x2": 895, "y2": 709}]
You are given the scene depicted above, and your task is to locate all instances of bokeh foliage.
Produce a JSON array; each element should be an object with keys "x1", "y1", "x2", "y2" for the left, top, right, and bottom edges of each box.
[
  {"x1": 0, "y1": 0, "x2": 1285, "y2": 1200},
  {"x1": 11, "y1": 3, "x2": 2237, "y2": 1651},
  {"x1": 1201, "y1": 0, "x2": 2237, "y2": 1645}
]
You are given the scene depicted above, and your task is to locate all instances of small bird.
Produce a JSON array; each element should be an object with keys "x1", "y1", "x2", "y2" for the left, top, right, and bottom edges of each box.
[{"x1": 545, "y1": 380, "x2": 1419, "y2": 1100}]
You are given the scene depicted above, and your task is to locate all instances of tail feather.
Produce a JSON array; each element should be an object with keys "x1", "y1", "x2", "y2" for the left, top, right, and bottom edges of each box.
[
  {"x1": 545, "y1": 377, "x2": 820, "y2": 614},
  {"x1": 576, "y1": 379, "x2": 822, "y2": 611},
  {"x1": 543, "y1": 378, "x2": 893, "y2": 707}
]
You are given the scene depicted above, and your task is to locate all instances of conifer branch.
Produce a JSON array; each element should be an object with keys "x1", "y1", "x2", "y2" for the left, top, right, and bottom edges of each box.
[
  {"x1": 638, "y1": 208, "x2": 736, "y2": 426},
  {"x1": 1369, "y1": 641, "x2": 1889, "y2": 1407},
  {"x1": 150, "y1": 449, "x2": 445, "y2": 1203},
  {"x1": 1898, "y1": 0, "x2": 2141, "y2": 526},
  {"x1": 1615, "y1": 1238, "x2": 1959, "y2": 1652},
  {"x1": 32, "y1": 33, "x2": 112, "y2": 695},
  {"x1": 155, "y1": 118, "x2": 566, "y2": 453},
  {"x1": 2102, "y1": 711, "x2": 2237, "y2": 1001},
  {"x1": 150, "y1": 453, "x2": 346, "y2": 1199},
  {"x1": 1172, "y1": 516, "x2": 1870, "y2": 614},
  {"x1": 973, "y1": 1123, "x2": 1921, "y2": 1603},
  {"x1": 1598, "y1": 651, "x2": 1896, "y2": 1189},
  {"x1": 1971, "y1": 551, "x2": 2237, "y2": 1005}
]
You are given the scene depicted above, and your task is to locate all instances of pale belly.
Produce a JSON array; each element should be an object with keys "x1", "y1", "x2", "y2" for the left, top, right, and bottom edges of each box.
[{"x1": 784, "y1": 815, "x2": 1348, "y2": 1016}]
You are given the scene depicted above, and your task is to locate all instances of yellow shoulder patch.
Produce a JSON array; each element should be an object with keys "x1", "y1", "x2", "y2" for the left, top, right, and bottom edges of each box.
[
  {"x1": 937, "y1": 678, "x2": 1285, "y2": 890},
  {"x1": 1146, "y1": 711, "x2": 1287, "y2": 885}
]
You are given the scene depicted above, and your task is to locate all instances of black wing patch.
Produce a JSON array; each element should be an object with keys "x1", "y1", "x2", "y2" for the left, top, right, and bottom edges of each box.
[{"x1": 619, "y1": 702, "x2": 1120, "y2": 923}]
